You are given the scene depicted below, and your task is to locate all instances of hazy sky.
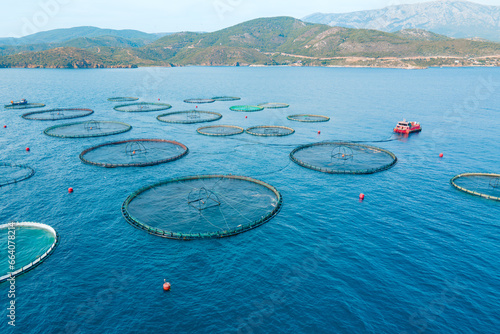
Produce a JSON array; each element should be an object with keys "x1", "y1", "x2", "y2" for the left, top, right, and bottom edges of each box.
[{"x1": 2, "y1": 0, "x2": 500, "y2": 37}]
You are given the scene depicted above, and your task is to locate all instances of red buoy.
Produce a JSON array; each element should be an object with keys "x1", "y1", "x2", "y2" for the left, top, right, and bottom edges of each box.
[
  {"x1": 163, "y1": 280, "x2": 171, "y2": 291},
  {"x1": 25, "y1": 147, "x2": 30, "y2": 152},
  {"x1": 158, "y1": 98, "x2": 160, "y2": 101},
  {"x1": 439, "y1": 153, "x2": 444, "y2": 158},
  {"x1": 245, "y1": 116, "x2": 248, "y2": 119},
  {"x1": 3, "y1": 125, "x2": 6, "y2": 128},
  {"x1": 359, "y1": 193, "x2": 365, "y2": 200},
  {"x1": 318, "y1": 131, "x2": 321, "y2": 134},
  {"x1": 68, "y1": 187, "x2": 74, "y2": 193}
]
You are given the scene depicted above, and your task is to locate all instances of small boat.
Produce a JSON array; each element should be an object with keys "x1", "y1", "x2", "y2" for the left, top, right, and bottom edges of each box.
[
  {"x1": 394, "y1": 119, "x2": 421, "y2": 134},
  {"x1": 10, "y1": 99, "x2": 28, "y2": 106}
]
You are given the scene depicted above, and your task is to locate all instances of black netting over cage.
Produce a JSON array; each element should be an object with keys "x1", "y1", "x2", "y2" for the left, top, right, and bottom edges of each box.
[
  {"x1": 258, "y1": 103, "x2": 289, "y2": 109},
  {"x1": 246, "y1": 126, "x2": 295, "y2": 137},
  {"x1": 290, "y1": 142, "x2": 398, "y2": 174},
  {"x1": 121, "y1": 175, "x2": 283, "y2": 240},
  {"x1": 197, "y1": 125, "x2": 244, "y2": 136},
  {"x1": 80, "y1": 139, "x2": 189, "y2": 168},
  {"x1": 0, "y1": 163, "x2": 35, "y2": 187},
  {"x1": 4, "y1": 102, "x2": 45, "y2": 110},
  {"x1": 22, "y1": 108, "x2": 94, "y2": 121},
  {"x1": 44, "y1": 120, "x2": 132, "y2": 138},
  {"x1": 230, "y1": 105, "x2": 264, "y2": 112},
  {"x1": 184, "y1": 98, "x2": 215, "y2": 104},
  {"x1": 113, "y1": 102, "x2": 172, "y2": 112},
  {"x1": 157, "y1": 111, "x2": 222, "y2": 124},
  {"x1": 287, "y1": 114, "x2": 330, "y2": 123},
  {"x1": 107, "y1": 97, "x2": 139, "y2": 102},
  {"x1": 450, "y1": 173, "x2": 500, "y2": 201},
  {"x1": 211, "y1": 96, "x2": 241, "y2": 102}
]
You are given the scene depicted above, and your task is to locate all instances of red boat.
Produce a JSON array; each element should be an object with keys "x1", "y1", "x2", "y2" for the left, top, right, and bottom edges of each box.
[{"x1": 394, "y1": 120, "x2": 421, "y2": 134}]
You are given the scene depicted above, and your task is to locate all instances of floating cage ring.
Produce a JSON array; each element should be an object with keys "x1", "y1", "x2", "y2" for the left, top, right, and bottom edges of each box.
[
  {"x1": 4, "y1": 103, "x2": 46, "y2": 110},
  {"x1": 44, "y1": 121, "x2": 132, "y2": 138},
  {"x1": 197, "y1": 125, "x2": 245, "y2": 136},
  {"x1": 157, "y1": 111, "x2": 222, "y2": 124},
  {"x1": 287, "y1": 114, "x2": 330, "y2": 123},
  {"x1": 107, "y1": 97, "x2": 139, "y2": 102},
  {"x1": 22, "y1": 108, "x2": 94, "y2": 121},
  {"x1": 211, "y1": 96, "x2": 241, "y2": 102},
  {"x1": 0, "y1": 222, "x2": 59, "y2": 283},
  {"x1": 258, "y1": 102, "x2": 289, "y2": 109},
  {"x1": 184, "y1": 98, "x2": 215, "y2": 104},
  {"x1": 84, "y1": 120, "x2": 101, "y2": 131},
  {"x1": 246, "y1": 125, "x2": 295, "y2": 137},
  {"x1": 331, "y1": 145, "x2": 355, "y2": 161},
  {"x1": 79, "y1": 139, "x2": 189, "y2": 168},
  {"x1": 0, "y1": 163, "x2": 35, "y2": 188},
  {"x1": 121, "y1": 174, "x2": 283, "y2": 240},
  {"x1": 113, "y1": 102, "x2": 172, "y2": 112},
  {"x1": 230, "y1": 105, "x2": 264, "y2": 112},
  {"x1": 450, "y1": 173, "x2": 500, "y2": 202}
]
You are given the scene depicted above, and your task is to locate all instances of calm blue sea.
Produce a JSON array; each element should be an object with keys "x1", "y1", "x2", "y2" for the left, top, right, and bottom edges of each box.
[{"x1": 0, "y1": 66, "x2": 499, "y2": 334}]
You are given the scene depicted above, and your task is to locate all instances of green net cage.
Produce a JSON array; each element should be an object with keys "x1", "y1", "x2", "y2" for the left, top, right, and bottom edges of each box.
[
  {"x1": 80, "y1": 139, "x2": 189, "y2": 168},
  {"x1": 113, "y1": 102, "x2": 172, "y2": 112},
  {"x1": 258, "y1": 102, "x2": 289, "y2": 109},
  {"x1": 0, "y1": 222, "x2": 59, "y2": 283},
  {"x1": 287, "y1": 114, "x2": 330, "y2": 123},
  {"x1": 246, "y1": 126, "x2": 295, "y2": 137},
  {"x1": 121, "y1": 175, "x2": 283, "y2": 240},
  {"x1": 197, "y1": 125, "x2": 244, "y2": 136},
  {"x1": 450, "y1": 173, "x2": 500, "y2": 201},
  {"x1": 184, "y1": 98, "x2": 215, "y2": 104},
  {"x1": 157, "y1": 111, "x2": 222, "y2": 124},
  {"x1": 22, "y1": 108, "x2": 94, "y2": 121},
  {"x1": 4, "y1": 103, "x2": 45, "y2": 110},
  {"x1": 290, "y1": 142, "x2": 398, "y2": 174},
  {"x1": 230, "y1": 105, "x2": 264, "y2": 112},
  {"x1": 211, "y1": 96, "x2": 241, "y2": 102},
  {"x1": 107, "y1": 97, "x2": 139, "y2": 102},
  {"x1": 0, "y1": 163, "x2": 35, "y2": 187},
  {"x1": 44, "y1": 120, "x2": 132, "y2": 138}
]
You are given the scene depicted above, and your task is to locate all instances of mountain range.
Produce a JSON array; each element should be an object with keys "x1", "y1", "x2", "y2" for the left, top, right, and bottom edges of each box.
[{"x1": 303, "y1": 0, "x2": 500, "y2": 42}]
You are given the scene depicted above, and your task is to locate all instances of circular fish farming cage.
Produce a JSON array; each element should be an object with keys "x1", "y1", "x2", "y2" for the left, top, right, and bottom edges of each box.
[
  {"x1": 80, "y1": 139, "x2": 189, "y2": 168},
  {"x1": 0, "y1": 163, "x2": 35, "y2": 188},
  {"x1": 246, "y1": 126, "x2": 295, "y2": 137},
  {"x1": 184, "y1": 98, "x2": 215, "y2": 104},
  {"x1": 4, "y1": 103, "x2": 45, "y2": 110},
  {"x1": 450, "y1": 173, "x2": 500, "y2": 201},
  {"x1": 197, "y1": 125, "x2": 244, "y2": 136},
  {"x1": 290, "y1": 142, "x2": 397, "y2": 174},
  {"x1": 0, "y1": 222, "x2": 59, "y2": 283},
  {"x1": 211, "y1": 96, "x2": 241, "y2": 102},
  {"x1": 122, "y1": 175, "x2": 283, "y2": 240},
  {"x1": 230, "y1": 105, "x2": 264, "y2": 112},
  {"x1": 44, "y1": 120, "x2": 132, "y2": 138},
  {"x1": 287, "y1": 114, "x2": 330, "y2": 123},
  {"x1": 157, "y1": 110, "x2": 222, "y2": 124},
  {"x1": 258, "y1": 102, "x2": 289, "y2": 109},
  {"x1": 22, "y1": 108, "x2": 94, "y2": 121},
  {"x1": 113, "y1": 102, "x2": 172, "y2": 112},
  {"x1": 107, "y1": 97, "x2": 139, "y2": 102}
]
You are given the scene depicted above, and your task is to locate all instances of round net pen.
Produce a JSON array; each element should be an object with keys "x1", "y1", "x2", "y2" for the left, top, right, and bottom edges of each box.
[
  {"x1": 157, "y1": 111, "x2": 222, "y2": 124},
  {"x1": 22, "y1": 108, "x2": 94, "y2": 121},
  {"x1": 197, "y1": 125, "x2": 244, "y2": 136},
  {"x1": 450, "y1": 173, "x2": 500, "y2": 201},
  {"x1": 258, "y1": 103, "x2": 289, "y2": 109},
  {"x1": 290, "y1": 142, "x2": 397, "y2": 174},
  {"x1": 0, "y1": 163, "x2": 35, "y2": 187},
  {"x1": 246, "y1": 126, "x2": 295, "y2": 137},
  {"x1": 211, "y1": 96, "x2": 241, "y2": 102},
  {"x1": 114, "y1": 102, "x2": 172, "y2": 112},
  {"x1": 4, "y1": 103, "x2": 45, "y2": 110},
  {"x1": 108, "y1": 97, "x2": 139, "y2": 102},
  {"x1": 287, "y1": 114, "x2": 330, "y2": 123},
  {"x1": 44, "y1": 120, "x2": 132, "y2": 138},
  {"x1": 121, "y1": 175, "x2": 283, "y2": 240},
  {"x1": 230, "y1": 105, "x2": 264, "y2": 112},
  {"x1": 184, "y1": 98, "x2": 215, "y2": 104},
  {"x1": 80, "y1": 139, "x2": 189, "y2": 168},
  {"x1": 0, "y1": 222, "x2": 59, "y2": 283}
]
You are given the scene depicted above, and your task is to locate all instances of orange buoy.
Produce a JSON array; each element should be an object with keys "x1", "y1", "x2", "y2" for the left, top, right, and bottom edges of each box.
[
  {"x1": 439, "y1": 153, "x2": 444, "y2": 158},
  {"x1": 68, "y1": 187, "x2": 74, "y2": 193},
  {"x1": 359, "y1": 193, "x2": 365, "y2": 200},
  {"x1": 163, "y1": 280, "x2": 171, "y2": 291},
  {"x1": 25, "y1": 147, "x2": 30, "y2": 152},
  {"x1": 132, "y1": 150, "x2": 136, "y2": 154}
]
